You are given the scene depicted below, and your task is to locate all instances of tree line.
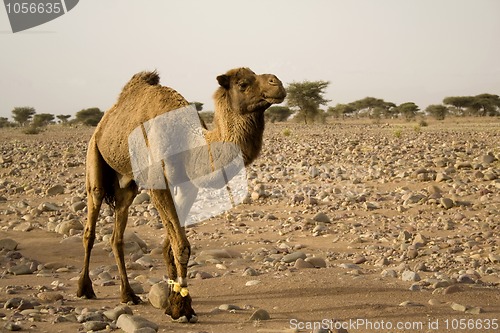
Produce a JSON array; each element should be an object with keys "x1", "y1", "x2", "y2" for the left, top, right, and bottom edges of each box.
[
  {"x1": 2, "y1": 84, "x2": 498, "y2": 131},
  {"x1": 265, "y1": 82, "x2": 500, "y2": 123},
  {"x1": 0, "y1": 107, "x2": 105, "y2": 131}
]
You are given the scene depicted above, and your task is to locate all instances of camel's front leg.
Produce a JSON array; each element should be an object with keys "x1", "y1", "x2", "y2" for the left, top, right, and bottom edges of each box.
[
  {"x1": 151, "y1": 189, "x2": 197, "y2": 323},
  {"x1": 112, "y1": 183, "x2": 141, "y2": 304}
]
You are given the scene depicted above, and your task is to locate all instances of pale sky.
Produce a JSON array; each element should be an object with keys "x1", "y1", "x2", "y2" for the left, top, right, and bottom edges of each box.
[{"x1": 1, "y1": 0, "x2": 499, "y2": 119}]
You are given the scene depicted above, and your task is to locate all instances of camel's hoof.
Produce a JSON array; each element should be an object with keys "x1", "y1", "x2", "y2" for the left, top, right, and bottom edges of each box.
[
  {"x1": 77, "y1": 287, "x2": 97, "y2": 300},
  {"x1": 122, "y1": 293, "x2": 142, "y2": 305},
  {"x1": 168, "y1": 315, "x2": 198, "y2": 324}
]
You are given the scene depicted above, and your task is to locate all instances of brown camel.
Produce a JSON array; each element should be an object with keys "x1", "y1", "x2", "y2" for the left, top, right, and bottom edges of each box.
[{"x1": 77, "y1": 67, "x2": 286, "y2": 322}]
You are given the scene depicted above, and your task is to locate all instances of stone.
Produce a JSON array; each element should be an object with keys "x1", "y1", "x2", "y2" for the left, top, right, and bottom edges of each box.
[
  {"x1": 219, "y1": 304, "x2": 241, "y2": 311},
  {"x1": 245, "y1": 280, "x2": 261, "y2": 286},
  {"x1": 450, "y1": 302, "x2": 467, "y2": 312},
  {"x1": 116, "y1": 314, "x2": 159, "y2": 333},
  {"x1": 440, "y1": 198, "x2": 454, "y2": 209},
  {"x1": 38, "y1": 202, "x2": 59, "y2": 212},
  {"x1": 37, "y1": 292, "x2": 64, "y2": 302},
  {"x1": 3, "y1": 322, "x2": 22, "y2": 331},
  {"x1": 313, "y1": 212, "x2": 331, "y2": 223},
  {"x1": 294, "y1": 258, "x2": 315, "y2": 269},
  {"x1": 133, "y1": 192, "x2": 150, "y2": 205},
  {"x1": 242, "y1": 267, "x2": 259, "y2": 276},
  {"x1": 8, "y1": 264, "x2": 34, "y2": 275},
  {"x1": 148, "y1": 282, "x2": 169, "y2": 309},
  {"x1": 282, "y1": 251, "x2": 306, "y2": 263},
  {"x1": 443, "y1": 285, "x2": 461, "y2": 294},
  {"x1": 56, "y1": 220, "x2": 83, "y2": 235},
  {"x1": 82, "y1": 321, "x2": 109, "y2": 332},
  {"x1": 71, "y1": 201, "x2": 86, "y2": 212},
  {"x1": 304, "y1": 257, "x2": 327, "y2": 268},
  {"x1": 249, "y1": 308, "x2": 270, "y2": 321},
  {"x1": 401, "y1": 270, "x2": 420, "y2": 282},
  {"x1": 103, "y1": 305, "x2": 133, "y2": 321},
  {"x1": 0, "y1": 238, "x2": 18, "y2": 251},
  {"x1": 46, "y1": 184, "x2": 65, "y2": 195}
]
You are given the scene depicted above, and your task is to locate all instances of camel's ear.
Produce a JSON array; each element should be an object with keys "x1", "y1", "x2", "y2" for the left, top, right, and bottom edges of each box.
[{"x1": 217, "y1": 74, "x2": 230, "y2": 89}]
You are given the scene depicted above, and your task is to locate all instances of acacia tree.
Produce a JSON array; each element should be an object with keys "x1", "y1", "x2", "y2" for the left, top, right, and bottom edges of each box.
[
  {"x1": 327, "y1": 103, "x2": 356, "y2": 119},
  {"x1": 426, "y1": 104, "x2": 448, "y2": 120},
  {"x1": 57, "y1": 114, "x2": 71, "y2": 124},
  {"x1": 286, "y1": 80, "x2": 330, "y2": 124},
  {"x1": 33, "y1": 113, "x2": 55, "y2": 127},
  {"x1": 76, "y1": 107, "x2": 104, "y2": 126},
  {"x1": 265, "y1": 106, "x2": 292, "y2": 122},
  {"x1": 349, "y1": 97, "x2": 396, "y2": 118},
  {"x1": 0, "y1": 117, "x2": 11, "y2": 128},
  {"x1": 397, "y1": 102, "x2": 420, "y2": 121},
  {"x1": 12, "y1": 107, "x2": 36, "y2": 126}
]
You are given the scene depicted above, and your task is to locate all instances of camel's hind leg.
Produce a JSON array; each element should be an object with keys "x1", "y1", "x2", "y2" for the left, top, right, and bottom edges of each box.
[
  {"x1": 77, "y1": 136, "x2": 106, "y2": 299},
  {"x1": 112, "y1": 179, "x2": 140, "y2": 304}
]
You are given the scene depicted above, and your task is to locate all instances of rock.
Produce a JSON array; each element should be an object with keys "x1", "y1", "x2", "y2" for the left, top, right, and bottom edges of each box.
[
  {"x1": 443, "y1": 285, "x2": 461, "y2": 294},
  {"x1": 71, "y1": 201, "x2": 86, "y2": 212},
  {"x1": 353, "y1": 255, "x2": 367, "y2": 264},
  {"x1": 148, "y1": 282, "x2": 169, "y2": 309},
  {"x1": 77, "y1": 312, "x2": 107, "y2": 323},
  {"x1": 282, "y1": 251, "x2": 306, "y2": 263},
  {"x1": 82, "y1": 321, "x2": 109, "y2": 332},
  {"x1": 37, "y1": 292, "x2": 64, "y2": 302},
  {"x1": 46, "y1": 184, "x2": 65, "y2": 195},
  {"x1": 8, "y1": 264, "x2": 34, "y2": 275},
  {"x1": 103, "y1": 305, "x2": 133, "y2": 321},
  {"x1": 313, "y1": 212, "x2": 331, "y2": 223},
  {"x1": 450, "y1": 302, "x2": 467, "y2": 312},
  {"x1": 294, "y1": 258, "x2": 315, "y2": 269},
  {"x1": 3, "y1": 322, "x2": 22, "y2": 331},
  {"x1": 245, "y1": 280, "x2": 261, "y2": 286},
  {"x1": 13, "y1": 222, "x2": 33, "y2": 232},
  {"x1": 133, "y1": 192, "x2": 150, "y2": 205},
  {"x1": 488, "y1": 253, "x2": 500, "y2": 263},
  {"x1": 4, "y1": 298, "x2": 23, "y2": 309},
  {"x1": 466, "y1": 307, "x2": 483, "y2": 315},
  {"x1": 305, "y1": 257, "x2": 327, "y2": 268},
  {"x1": 116, "y1": 314, "x2": 159, "y2": 333},
  {"x1": 38, "y1": 202, "x2": 59, "y2": 212},
  {"x1": 249, "y1": 308, "x2": 270, "y2": 321},
  {"x1": 219, "y1": 304, "x2": 241, "y2": 311},
  {"x1": 481, "y1": 154, "x2": 496, "y2": 164},
  {"x1": 381, "y1": 269, "x2": 397, "y2": 278},
  {"x1": 435, "y1": 172, "x2": 451, "y2": 182},
  {"x1": 242, "y1": 267, "x2": 259, "y2": 276},
  {"x1": 440, "y1": 197, "x2": 454, "y2": 209},
  {"x1": 56, "y1": 220, "x2": 83, "y2": 235},
  {"x1": 124, "y1": 231, "x2": 148, "y2": 252},
  {"x1": 401, "y1": 270, "x2": 420, "y2": 282},
  {"x1": 0, "y1": 238, "x2": 18, "y2": 251}
]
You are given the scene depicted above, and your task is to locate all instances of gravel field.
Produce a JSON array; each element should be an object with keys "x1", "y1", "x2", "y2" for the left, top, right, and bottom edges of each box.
[{"x1": 0, "y1": 118, "x2": 499, "y2": 333}]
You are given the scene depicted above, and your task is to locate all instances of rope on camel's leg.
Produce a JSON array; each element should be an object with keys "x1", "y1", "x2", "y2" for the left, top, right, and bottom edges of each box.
[{"x1": 168, "y1": 279, "x2": 189, "y2": 297}]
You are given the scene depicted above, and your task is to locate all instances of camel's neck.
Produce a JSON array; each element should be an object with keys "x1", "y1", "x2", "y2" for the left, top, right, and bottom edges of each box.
[{"x1": 205, "y1": 98, "x2": 266, "y2": 166}]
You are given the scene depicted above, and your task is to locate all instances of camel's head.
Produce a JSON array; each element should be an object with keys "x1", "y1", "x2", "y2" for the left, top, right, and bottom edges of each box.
[{"x1": 216, "y1": 67, "x2": 286, "y2": 114}]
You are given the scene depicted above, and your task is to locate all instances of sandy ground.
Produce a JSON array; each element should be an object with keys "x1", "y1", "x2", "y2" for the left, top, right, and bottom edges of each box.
[{"x1": 0, "y1": 118, "x2": 499, "y2": 333}]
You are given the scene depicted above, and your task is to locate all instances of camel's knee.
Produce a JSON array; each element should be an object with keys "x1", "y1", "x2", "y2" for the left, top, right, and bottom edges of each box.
[{"x1": 173, "y1": 243, "x2": 191, "y2": 267}]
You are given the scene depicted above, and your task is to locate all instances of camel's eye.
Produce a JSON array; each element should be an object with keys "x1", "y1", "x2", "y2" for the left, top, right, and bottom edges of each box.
[{"x1": 238, "y1": 81, "x2": 249, "y2": 90}]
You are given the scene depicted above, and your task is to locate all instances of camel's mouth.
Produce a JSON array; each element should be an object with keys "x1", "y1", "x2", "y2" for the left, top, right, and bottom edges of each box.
[
  {"x1": 264, "y1": 97, "x2": 285, "y2": 104},
  {"x1": 264, "y1": 92, "x2": 286, "y2": 105}
]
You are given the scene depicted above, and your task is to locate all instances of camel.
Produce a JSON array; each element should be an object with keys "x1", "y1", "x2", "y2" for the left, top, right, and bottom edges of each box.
[{"x1": 77, "y1": 67, "x2": 286, "y2": 322}]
